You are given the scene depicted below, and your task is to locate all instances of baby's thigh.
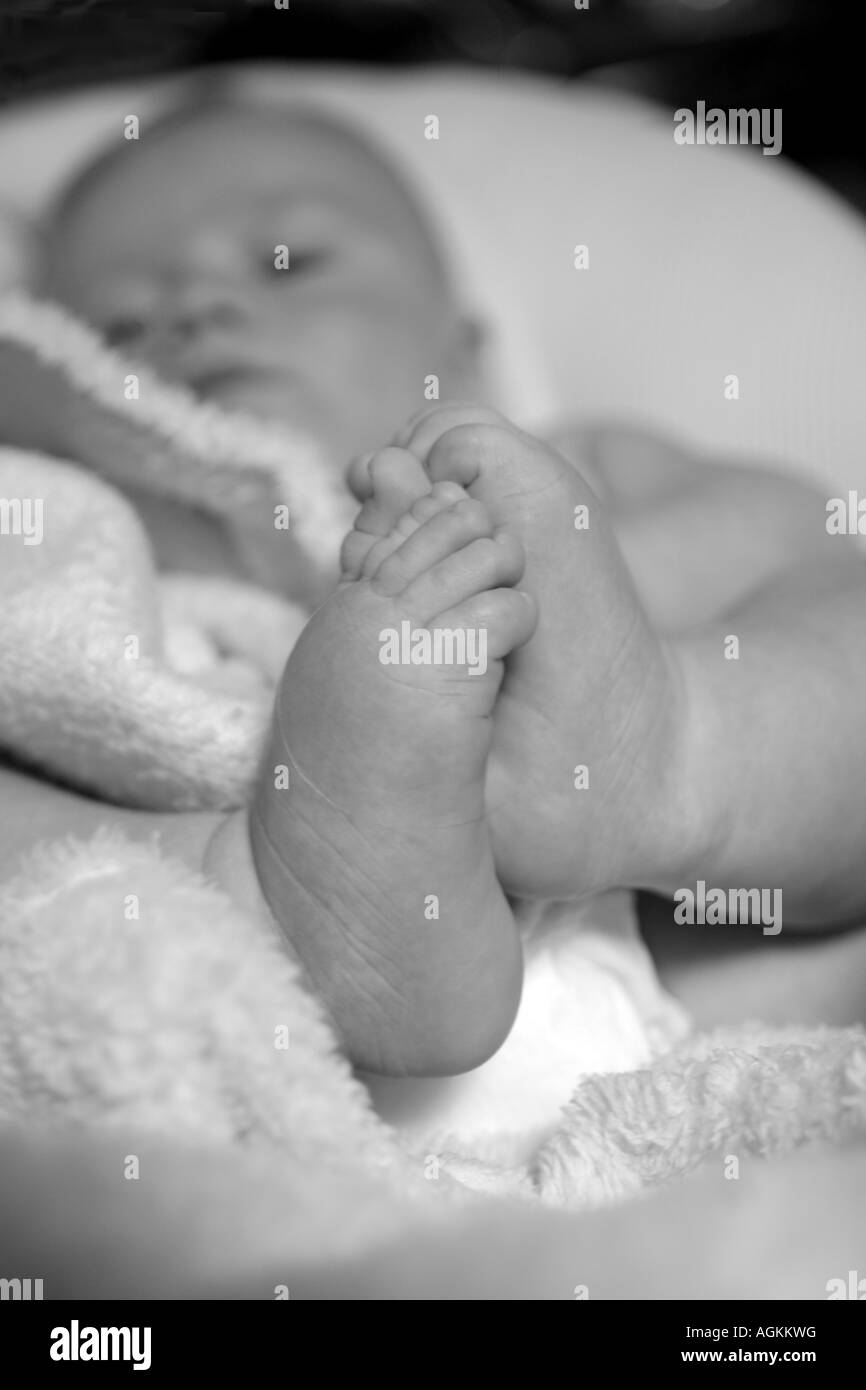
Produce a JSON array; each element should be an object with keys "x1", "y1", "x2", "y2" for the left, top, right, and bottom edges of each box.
[{"x1": 640, "y1": 891, "x2": 866, "y2": 1030}]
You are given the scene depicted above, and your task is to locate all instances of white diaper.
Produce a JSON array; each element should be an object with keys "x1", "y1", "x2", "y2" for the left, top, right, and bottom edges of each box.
[{"x1": 362, "y1": 890, "x2": 690, "y2": 1166}]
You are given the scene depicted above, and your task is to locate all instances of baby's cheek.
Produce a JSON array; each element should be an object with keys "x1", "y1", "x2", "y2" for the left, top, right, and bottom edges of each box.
[
  {"x1": 350, "y1": 310, "x2": 441, "y2": 404},
  {"x1": 266, "y1": 295, "x2": 449, "y2": 450}
]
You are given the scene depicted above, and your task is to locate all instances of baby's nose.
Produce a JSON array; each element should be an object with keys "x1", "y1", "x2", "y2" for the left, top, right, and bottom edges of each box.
[
  {"x1": 164, "y1": 231, "x2": 250, "y2": 339},
  {"x1": 166, "y1": 278, "x2": 244, "y2": 339}
]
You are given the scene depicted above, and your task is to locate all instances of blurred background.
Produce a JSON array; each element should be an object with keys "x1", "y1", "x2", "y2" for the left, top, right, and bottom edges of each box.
[
  {"x1": 0, "y1": 0, "x2": 861, "y2": 214},
  {"x1": 0, "y1": 0, "x2": 861, "y2": 213}
]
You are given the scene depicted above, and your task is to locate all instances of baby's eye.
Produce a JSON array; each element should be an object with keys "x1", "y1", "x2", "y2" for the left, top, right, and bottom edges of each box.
[{"x1": 102, "y1": 314, "x2": 149, "y2": 347}]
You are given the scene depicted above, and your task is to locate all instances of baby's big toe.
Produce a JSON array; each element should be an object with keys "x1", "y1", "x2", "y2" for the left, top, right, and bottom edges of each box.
[
  {"x1": 396, "y1": 402, "x2": 509, "y2": 456},
  {"x1": 424, "y1": 422, "x2": 568, "y2": 506}
]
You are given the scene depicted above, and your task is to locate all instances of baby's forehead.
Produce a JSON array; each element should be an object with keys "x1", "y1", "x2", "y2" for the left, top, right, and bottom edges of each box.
[
  {"x1": 68, "y1": 102, "x2": 407, "y2": 217},
  {"x1": 44, "y1": 97, "x2": 448, "y2": 297},
  {"x1": 159, "y1": 102, "x2": 377, "y2": 162}
]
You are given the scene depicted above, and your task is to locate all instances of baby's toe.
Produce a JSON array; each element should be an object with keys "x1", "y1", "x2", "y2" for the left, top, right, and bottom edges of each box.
[
  {"x1": 350, "y1": 447, "x2": 430, "y2": 537},
  {"x1": 395, "y1": 403, "x2": 509, "y2": 459},
  {"x1": 369, "y1": 497, "x2": 494, "y2": 599},
  {"x1": 399, "y1": 528, "x2": 525, "y2": 622},
  {"x1": 410, "y1": 480, "x2": 467, "y2": 517},
  {"x1": 340, "y1": 526, "x2": 378, "y2": 579},
  {"x1": 432, "y1": 586, "x2": 537, "y2": 663},
  {"x1": 425, "y1": 422, "x2": 568, "y2": 503},
  {"x1": 358, "y1": 482, "x2": 470, "y2": 580}
]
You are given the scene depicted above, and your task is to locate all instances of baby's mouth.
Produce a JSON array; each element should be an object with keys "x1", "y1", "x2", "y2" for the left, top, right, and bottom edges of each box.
[{"x1": 187, "y1": 365, "x2": 266, "y2": 401}]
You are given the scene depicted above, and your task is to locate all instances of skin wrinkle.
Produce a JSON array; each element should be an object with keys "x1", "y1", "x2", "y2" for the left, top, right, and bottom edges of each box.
[
  {"x1": 248, "y1": 791, "x2": 500, "y2": 1081},
  {"x1": 272, "y1": 661, "x2": 489, "y2": 829},
  {"x1": 254, "y1": 729, "x2": 478, "y2": 976},
  {"x1": 250, "y1": 797, "x2": 408, "y2": 1010}
]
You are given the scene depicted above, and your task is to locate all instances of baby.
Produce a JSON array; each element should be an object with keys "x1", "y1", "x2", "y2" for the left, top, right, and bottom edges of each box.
[{"x1": 30, "y1": 92, "x2": 866, "y2": 1077}]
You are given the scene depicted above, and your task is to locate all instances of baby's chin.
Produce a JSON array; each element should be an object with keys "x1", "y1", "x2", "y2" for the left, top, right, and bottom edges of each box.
[
  {"x1": 199, "y1": 376, "x2": 353, "y2": 466},
  {"x1": 197, "y1": 372, "x2": 309, "y2": 425},
  {"x1": 199, "y1": 373, "x2": 405, "y2": 463}
]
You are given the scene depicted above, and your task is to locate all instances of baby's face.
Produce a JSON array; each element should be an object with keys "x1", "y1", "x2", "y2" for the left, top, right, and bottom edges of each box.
[{"x1": 44, "y1": 104, "x2": 478, "y2": 479}]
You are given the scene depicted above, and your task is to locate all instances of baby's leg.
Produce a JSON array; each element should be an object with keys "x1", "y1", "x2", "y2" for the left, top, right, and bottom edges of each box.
[
  {"x1": 384, "y1": 406, "x2": 866, "y2": 928},
  {"x1": 555, "y1": 423, "x2": 844, "y2": 634},
  {"x1": 249, "y1": 483, "x2": 537, "y2": 1077}
]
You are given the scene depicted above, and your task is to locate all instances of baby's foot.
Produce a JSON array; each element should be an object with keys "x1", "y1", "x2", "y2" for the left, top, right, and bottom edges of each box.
[
  {"x1": 372, "y1": 405, "x2": 690, "y2": 900},
  {"x1": 250, "y1": 485, "x2": 537, "y2": 1076}
]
